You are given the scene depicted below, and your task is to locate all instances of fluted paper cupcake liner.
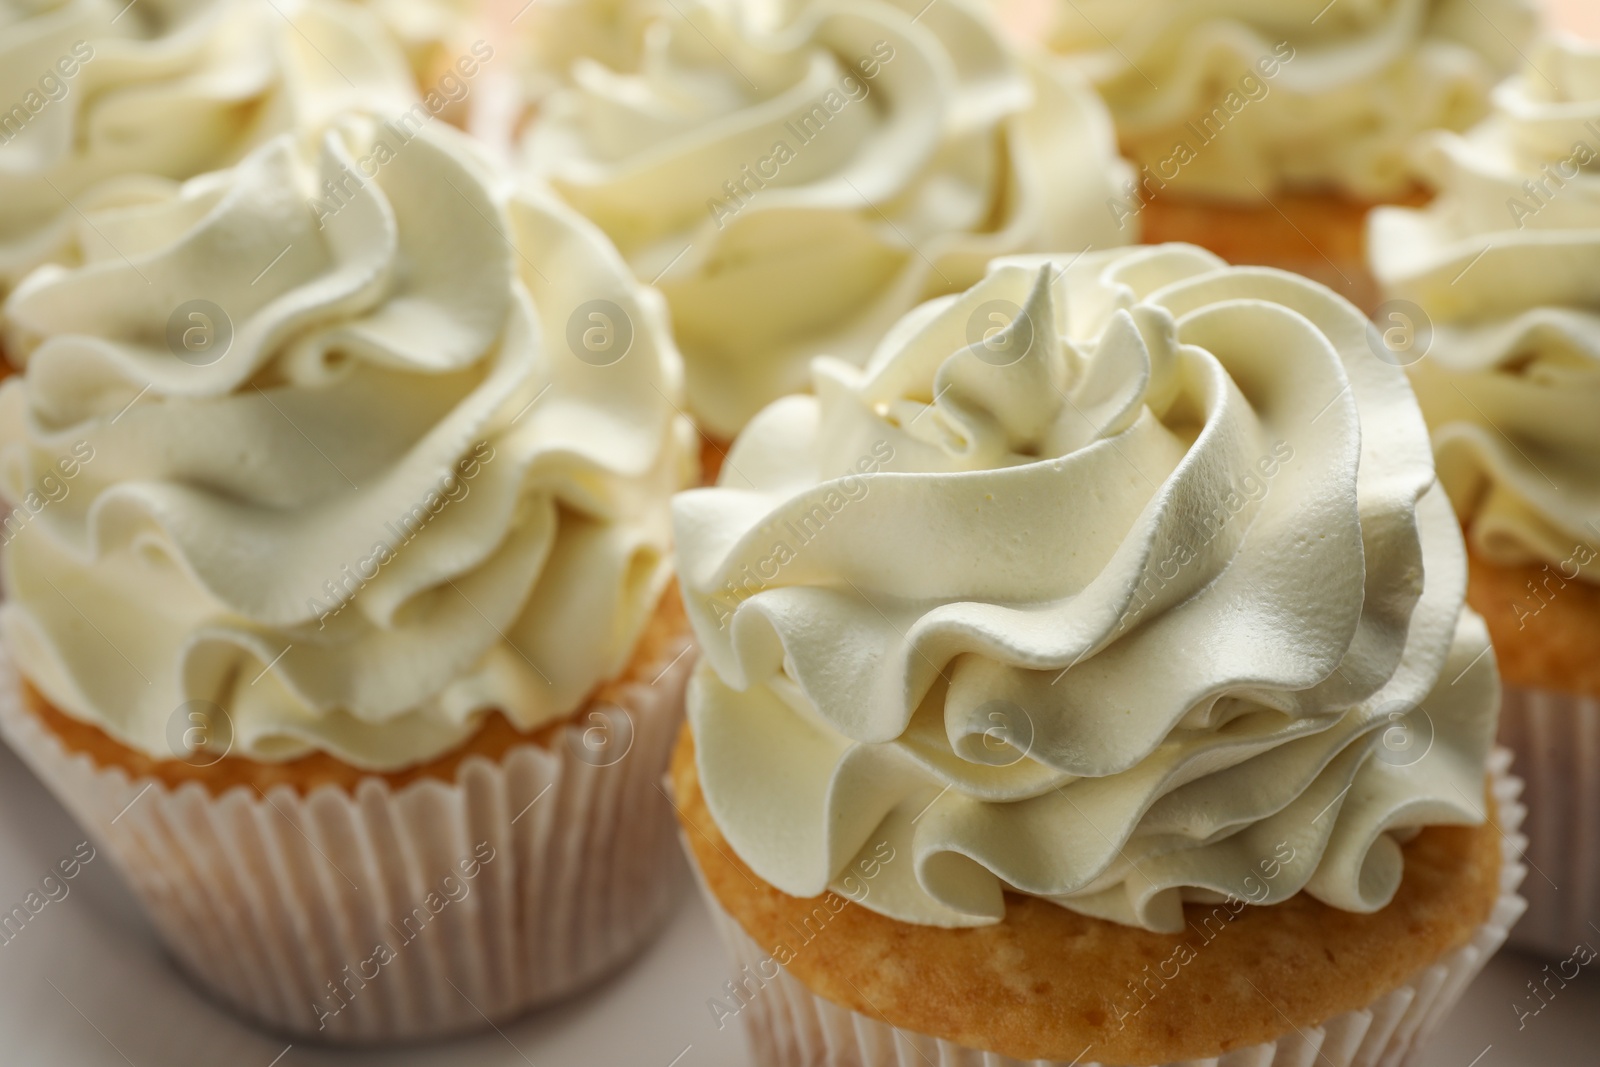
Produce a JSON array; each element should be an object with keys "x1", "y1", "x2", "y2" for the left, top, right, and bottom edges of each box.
[
  {"x1": 0, "y1": 639, "x2": 694, "y2": 1042},
  {"x1": 1497, "y1": 683, "x2": 1600, "y2": 957},
  {"x1": 689, "y1": 749, "x2": 1526, "y2": 1067}
]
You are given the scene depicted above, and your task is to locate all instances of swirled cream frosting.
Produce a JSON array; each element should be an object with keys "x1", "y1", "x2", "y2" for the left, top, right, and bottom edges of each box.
[
  {"x1": 354, "y1": 0, "x2": 480, "y2": 88},
  {"x1": 674, "y1": 243, "x2": 1498, "y2": 931},
  {"x1": 517, "y1": 0, "x2": 1133, "y2": 438},
  {"x1": 0, "y1": 115, "x2": 696, "y2": 770},
  {"x1": 0, "y1": 0, "x2": 416, "y2": 296},
  {"x1": 1369, "y1": 35, "x2": 1600, "y2": 581},
  {"x1": 514, "y1": 0, "x2": 660, "y2": 103},
  {"x1": 1024, "y1": 0, "x2": 1537, "y2": 199}
]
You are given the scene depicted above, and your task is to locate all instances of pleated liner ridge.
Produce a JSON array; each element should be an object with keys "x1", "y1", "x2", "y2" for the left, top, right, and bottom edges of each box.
[
  {"x1": 0, "y1": 639, "x2": 695, "y2": 1042},
  {"x1": 1497, "y1": 684, "x2": 1600, "y2": 957}
]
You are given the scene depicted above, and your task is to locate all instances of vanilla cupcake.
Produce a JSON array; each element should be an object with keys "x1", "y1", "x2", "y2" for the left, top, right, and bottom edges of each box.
[
  {"x1": 1370, "y1": 34, "x2": 1600, "y2": 957},
  {"x1": 0, "y1": 114, "x2": 698, "y2": 1039},
  {"x1": 0, "y1": 0, "x2": 415, "y2": 311},
  {"x1": 670, "y1": 244, "x2": 1524, "y2": 1066},
  {"x1": 510, "y1": 0, "x2": 1133, "y2": 445},
  {"x1": 1003, "y1": 0, "x2": 1537, "y2": 310}
]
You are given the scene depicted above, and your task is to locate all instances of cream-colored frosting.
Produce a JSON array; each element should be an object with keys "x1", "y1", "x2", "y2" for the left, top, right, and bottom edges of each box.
[
  {"x1": 354, "y1": 0, "x2": 480, "y2": 87},
  {"x1": 674, "y1": 244, "x2": 1497, "y2": 931},
  {"x1": 1369, "y1": 35, "x2": 1600, "y2": 581},
  {"x1": 0, "y1": 115, "x2": 696, "y2": 770},
  {"x1": 518, "y1": 0, "x2": 1133, "y2": 438},
  {"x1": 514, "y1": 0, "x2": 659, "y2": 103},
  {"x1": 0, "y1": 0, "x2": 416, "y2": 296},
  {"x1": 1024, "y1": 0, "x2": 1537, "y2": 199}
]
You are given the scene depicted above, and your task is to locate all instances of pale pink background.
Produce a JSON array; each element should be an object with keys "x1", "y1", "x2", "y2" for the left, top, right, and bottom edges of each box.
[{"x1": 1551, "y1": 0, "x2": 1600, "y2": 39}]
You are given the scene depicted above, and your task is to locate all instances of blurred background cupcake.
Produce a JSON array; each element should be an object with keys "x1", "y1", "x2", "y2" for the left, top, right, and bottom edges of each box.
[
  {"x1": 671, "y1": 244, "x2": 1524, "y2": 1066},
  {"x1": 1369, "y1": 33, "x2": 1600, "y2": 958},
  {"x1": 500, "y1": 0, "x2": 1134, "y2": 461},
  {"x1": 0, "y1": 0, "x2": 416, "y2": 331},
  {"x1": 996, "y1": 0, "x2": 1538, "y2": 312},
  {"x1": 0, "y1": 112, "x2": 698, "y2": 1039}
]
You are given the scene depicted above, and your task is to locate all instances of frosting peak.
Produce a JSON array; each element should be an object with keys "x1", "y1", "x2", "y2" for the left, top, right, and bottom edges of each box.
[{"x1": 676, "y1": 244, "x2": 1497, "y2": 931}]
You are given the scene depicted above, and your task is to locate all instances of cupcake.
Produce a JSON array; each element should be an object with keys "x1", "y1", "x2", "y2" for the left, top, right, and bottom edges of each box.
[
  {"x1": 670, "y1": 244, "x2": 1525, "y2": 1066},
  {"x1": 0, "y1": 0, "x2": 415, "y2": 315},
  {"x1": 507, "y1": 0, "x2": 1133, "y2": 448},
  {"x1": 1369, "y1": 34, "x2": 1600, "y2": 957},
  {"x1": 1002, "y1": 0, "x2": 1538, "y2": 312},
  {"x1": 0, "y1": 113, "x2": 698, "y2": 1039}
]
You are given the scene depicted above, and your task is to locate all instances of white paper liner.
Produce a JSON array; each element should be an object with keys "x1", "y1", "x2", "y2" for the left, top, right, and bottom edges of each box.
[
  {"x1": 0, "y1": 636, "x2": 695, "y2": 1043},
  {"x1": 688, "y1": 749, "x2": 1527, "y2": 1067},
  {"x1": 1497, "y1": 682, "x2": 1600, "y2": 956}
]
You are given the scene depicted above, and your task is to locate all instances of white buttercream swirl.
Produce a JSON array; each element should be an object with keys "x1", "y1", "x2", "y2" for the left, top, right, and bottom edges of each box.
[
  {"x1": 1369, "y1": 35, "x2": 1600, "y2": 580},
  {"x1": 0, "y1": 0, "x2": 416, "y2": 296},
  {"x1": 0, "y1": 114, "x2": 696, "y2": 770},
  {"x1": 518, "y1": 0, "x2": 1133, "y2": 437},
  {"x1": 1026, "y1": 0, "x2": 1537, "y2": 199},
  {"x1": 674, "y1": 244, "x2": 1497, "y2": 932}
]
